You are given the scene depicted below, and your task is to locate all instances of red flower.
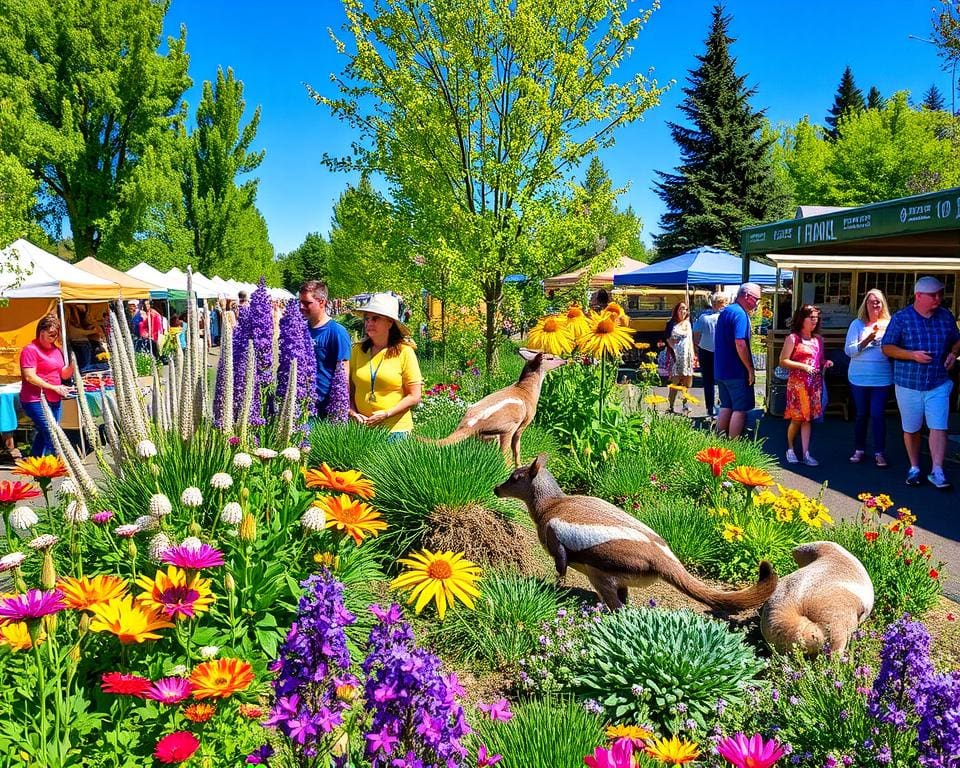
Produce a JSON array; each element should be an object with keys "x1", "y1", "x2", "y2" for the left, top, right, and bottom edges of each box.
[
  {"x1": 947, "y1": 613, "x2": 956, "y2": 622},
  {"x1": 694, "y1": 446, "x2": 737, "y2": 478},
  {"x1": 919, "y1": 544, "x2": 930, "y2": 557},
  {"x1": 0, "y1": 480, "x2": 41, "y2": 506},
  {"x1": 101, "y1": 672, "x2": 152, "y2": 698},
  {"x1": 929, "y1": 569, "x2": 940, "y2": 580},
  {"x1": 154, "y1": 731, "x2": 200, "y2": 764},
  {"x1": 904, "y1": 526, "x2": 914, "y2": 537},
  {"x1": 864, "y1": 531, "x2": 879, "y2": 542}
]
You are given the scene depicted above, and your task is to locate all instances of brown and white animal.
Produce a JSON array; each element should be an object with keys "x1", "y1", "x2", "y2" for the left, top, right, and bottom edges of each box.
[
  {"x1": 494, "y1": 454, "x2": 777, "y2": 611},
  {"x1": 421, "y1": 349, "x2": 566, "y2": 466},
  {"x1": 760, "y1": 541, "x2": 874, "y2": 655}
]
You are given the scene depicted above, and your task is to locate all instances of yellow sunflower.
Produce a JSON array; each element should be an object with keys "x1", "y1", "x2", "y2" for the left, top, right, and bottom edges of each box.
[
  {"x1": 0, "y1": 621, "x2": 44, "y2": 651},
  {"x1": 576, "y1": 311, "x2": 636, "y2": 358},
  {"x1": 318, "y1": 494, "x2": 387, "y2": 544},
  {"x1": 564, "y1": 305, "x2": 591, "y2": 338},
  {"x1": 58, "y1": 574, "x2": 128, "y2": 612},
  {"x1": 302, "y1": 464, "x2": 375, "y2": 499},
  {"x1": 645, "y1": 736, "x2": 700, "y2": 764},
  {"x1": 12, "y1": 455, "x2": 67, "y2": 480},
  {"x1": 136, "y1": 566, "x2": 215, "y2": 621},
  {"x1": 527, "y1": 315, "x2": 574, "y2": 356},
  {"x1": 88, "y1": 596, "x2": 175, "y2": 644},
  {"x1": 644, "y1": 394, "x2": 669, "y2": 406},
  {"x1": 726, "y1": 466, "x2": 775, "y2": 488},
  {"x1": 390, "y1": 549, "x2": 482, "y2": 619},
  {"x1": 722, "y1": 523, "x2": 745, "y2": 542}
]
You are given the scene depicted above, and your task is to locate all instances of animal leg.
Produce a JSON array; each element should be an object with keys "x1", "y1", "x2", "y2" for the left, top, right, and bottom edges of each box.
[
  {"x1": 587, "y1": 571, "x2": 624, "y2": 610},
  {"x1": 617, "y1": 586, "x2": 629, "y2": 606},
  {"x1": 510, "y1": 428, "x2": 522, "y2": 467},
  {"x1": 545, "y1": 526, "x2": 568, "y2": 579},
  {"x1": 497, "y1": 432, "x2": 512, "y2": 459}
]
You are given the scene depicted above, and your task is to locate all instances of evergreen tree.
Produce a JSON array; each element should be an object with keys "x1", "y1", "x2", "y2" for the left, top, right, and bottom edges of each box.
[
  {"x1": 867, "y1": 86, "x2": 886, "y2": 110},
  {"x1": 653, "y1": 5, "x2": 784, "y2": 257},
  {"x1": 279, "y1": 233, "x2": 330, "y2": 293},
  {"x1": 921, "y1": 84, "x2": 946, "y2": 111},
  {"x1": 825, "y1": 66, "x2": 865, "y2": 139}
]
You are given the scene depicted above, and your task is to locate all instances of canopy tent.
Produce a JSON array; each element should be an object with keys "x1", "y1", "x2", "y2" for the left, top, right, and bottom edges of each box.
[
  {"x1": 209, "y1": 275, "x2": 234, "y2": 297},
  {"x1": 186, "y1": 271, "x2": 222, "y2": 298},
  {"x1": 127, "y1": 262, "x2": 189, "y2": 300},
  {"x1": 268, "y1": 287, "x2": 295, "y2": 300},
  {"x1": 164, "y1": 268, "x2": 220, "y2": 300},
  {"x1": 74, "y1": 256, "x2": 155, "y2": 300},
  {"x1": 613, "y1": 246, "x2": 787, "y2": 287},
  {"x1": 0, "y1": 239, "x2": 121, "y2": 301},
  {"x1": 545, "y1": 256, "x2": 649, "y2": 291}
]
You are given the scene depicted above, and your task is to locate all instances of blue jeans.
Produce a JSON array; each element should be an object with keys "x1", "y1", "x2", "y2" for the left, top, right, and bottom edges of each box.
[
  {"x1": 850, "y1": 383, "x2": 890, "y2": 453},
  {"x1": 20, "y1": 399, "x2": 62, "y2": 457}
]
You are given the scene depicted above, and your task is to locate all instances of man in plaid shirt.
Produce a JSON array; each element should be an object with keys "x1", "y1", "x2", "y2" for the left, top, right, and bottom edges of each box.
[{"x1": 882, "y1": 276, "x2": 960, "y2": 489}]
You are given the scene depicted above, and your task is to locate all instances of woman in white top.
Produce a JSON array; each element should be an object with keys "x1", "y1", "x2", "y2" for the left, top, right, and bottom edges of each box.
[
  {"x1": 665, "y1": 301, "x2": 695, "y2": 414},
  {"x1": 844, "y1": 289, "x2": 893, "y2": 467}
]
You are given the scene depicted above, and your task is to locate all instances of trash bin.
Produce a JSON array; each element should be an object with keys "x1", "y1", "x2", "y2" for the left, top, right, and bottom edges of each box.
[{"x1": 768, "y1": 366, "x2": 789, "y2": 416}]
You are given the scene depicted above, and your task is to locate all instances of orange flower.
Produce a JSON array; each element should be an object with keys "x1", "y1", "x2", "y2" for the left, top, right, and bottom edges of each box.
[
  {"x1": 189, "y1": 658, "x2": 254, "y2": 699},
  {"x1": 58, "y1": 574, "x2": 128, "y2": 611},
  {"x1": 302, "y1": 464, "x2": 375, "y2": 499},
  {"x1": 695, "y1": 446, "x2": 737, "y2": 477},
  {"x1": 318, "y1": 494, "x2": 387, "y2": 544},
  {"x1": 726, "y1": 466, "x2": 774, "y2": 487},
  {"x1": 183, "y1": 702, "x2": 217, "y2": 723},
  {"x1": 12, "y1": 456, "x2": 67, "y2": 480},
  {"x1": 864, "y1": 531, "x2": 879, "y2": 542},
  {"x1": 0, "y1": 480, "x2": 41, "y2": 505},
  {"x1": 929, "y1": 569, "x2": 940, "y2": 580},
  {"x1": 88, "y1": 596, "x2": 175, "y2": 644},
  {"x1": 238, "y1": 703, "x2": 264, "y2": 718}
]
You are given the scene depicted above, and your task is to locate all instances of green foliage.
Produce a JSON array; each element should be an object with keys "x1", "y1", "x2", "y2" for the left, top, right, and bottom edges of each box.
[
  {"x1": 0, "y1": 151, "x2": 38, "y2": 247},
  {"x1": 279, "y1": 232, "x2": 330, "y2": 293},
  {"x1": 626, "y1": 495, "x2": 725, "y2": 576},
  {"x1": 307, "y1": 419, "x2": 390, "y2": 471},
  {"x1": 363, "y1": 439, "x2": 518, "y2": 555},
  {"x1": 517, "y1": 604, "x2": 605, "y2": 698},
  {"x1": 822, "y1": 521, "x2": 944, "y2": 623},
  {"x1": 571, "y1": 607, "x2": 765, "y2": 731},
  {"x1": 470, "y1": 697, "x2": 605, "y2": 768},
  {"x1": 433, "y1": 570, "x2": 575, "y2": 670},
  {"x1": 654, "y1": 6, "x2": 786, "y2": 256},
  {"x1": 825, "y1": 65, "x2": 865, "y2": 139},
  {"x1": 133, "y1": 351, "x2": 154, "y2": 377}
]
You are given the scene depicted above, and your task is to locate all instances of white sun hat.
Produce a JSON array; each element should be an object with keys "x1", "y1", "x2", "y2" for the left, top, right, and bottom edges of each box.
[{"x1": 352, "y1": 292, "x2": 411, "y2": 337}]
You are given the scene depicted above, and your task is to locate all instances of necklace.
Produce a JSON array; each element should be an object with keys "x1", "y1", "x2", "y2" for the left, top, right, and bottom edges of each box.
[{"x1": 367, "y1": 347, "x2": 386, "y2": 403}]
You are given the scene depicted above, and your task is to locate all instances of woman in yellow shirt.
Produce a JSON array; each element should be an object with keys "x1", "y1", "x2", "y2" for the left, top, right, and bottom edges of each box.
[{"x1": 349, "y1": 293, "x2": 422, "y2": 438}]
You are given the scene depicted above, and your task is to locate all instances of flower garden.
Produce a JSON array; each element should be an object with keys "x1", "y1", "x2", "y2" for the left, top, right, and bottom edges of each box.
[{"x1": 0, "y1": 285, "x2": 957, "y2": 768}]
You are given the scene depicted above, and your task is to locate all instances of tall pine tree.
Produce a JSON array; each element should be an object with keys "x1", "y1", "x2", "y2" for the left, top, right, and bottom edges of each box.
[
  {"x1": 825, "y1": 66, "x2": 865, "y2": 139},
  {"x1": 921, "y1": 84, "x2": 946, "y2": 111},
  {"x1": 653, "y1": 5, "x2": 783, "y2": 258},
  {"x1": 867, "y1": 86, "x2": 886, "y2": 110}
]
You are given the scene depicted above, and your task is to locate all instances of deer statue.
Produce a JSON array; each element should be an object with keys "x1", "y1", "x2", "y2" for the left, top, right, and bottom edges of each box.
[
  {"x1": 421, "y1": 349, "x2": 566, "y2": 466},
  {"x1": 495, "y1": 454, "x2": 778, "y2": 611}
]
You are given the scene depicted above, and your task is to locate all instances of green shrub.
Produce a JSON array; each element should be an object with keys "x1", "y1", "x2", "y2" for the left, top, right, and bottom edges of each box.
[
  {"x1": 413, "y1": 404, "x2": 467, "y2": 440},
  {"x1": 822, "y1": 521, "x2": 944, "y2": 623},
  {"x1": 571, "y1": 607, "x2": 765, "y2": 731},
  {"x1": 363, "y1": 439, "x2": 518, "y2": 555},
  {"x1": 433, "y1": 570, "x2": 574, "y2": 670},
  {"x1": 307, "y1": 419, "x2": 389, "y2": 471},
  {"x1": 470, "y1": 697, "x2": 604, "y2": 768},
  {"x1": 627, "y1": 495, "x2": 725, "y2": 576}
]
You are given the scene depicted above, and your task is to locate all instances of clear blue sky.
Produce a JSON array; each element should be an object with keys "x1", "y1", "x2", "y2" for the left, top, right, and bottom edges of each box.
[{"x1": 164, "y1": 0, "x2": 952, "y2": 255}]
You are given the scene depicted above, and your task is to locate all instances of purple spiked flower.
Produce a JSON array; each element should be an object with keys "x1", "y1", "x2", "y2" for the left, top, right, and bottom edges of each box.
[
  {"x1": 868, "y1": 616, "x2": 934, "y2": 729},
  {"x1": 277, "y1": 300, "x2": 318, "y2": 421},
  {"x1": 0, "y1": 589, "x2": 66, "y2": 624},
  {"x1": 161, "y1": 543, "x2": 225, "y2": 570},
  {"x1": 324, "y1": 365, "x2": 349, "y2": 423}
]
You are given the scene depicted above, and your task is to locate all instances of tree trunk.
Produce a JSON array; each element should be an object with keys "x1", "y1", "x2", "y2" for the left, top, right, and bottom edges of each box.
[
  {"x1": 483, "y1": 278, "x2": 502, "y2": 378},
  {"x1": 74, "y1": 227, "x2": 97, "y2": 260}
]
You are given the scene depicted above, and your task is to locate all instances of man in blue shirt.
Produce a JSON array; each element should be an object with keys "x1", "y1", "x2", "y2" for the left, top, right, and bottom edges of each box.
[
  {"x1": 299, "y1": 280, "x2": 351, "y2": 419},
  {"x1": 882, "y1": 275, "x2": 960, "y2": 489},
  {"x1": 693, "y1": 292, "x2": 730, "y2": 417},
  {"x1": 714, "y1": 283, "x2": 761, "y2": 438}
]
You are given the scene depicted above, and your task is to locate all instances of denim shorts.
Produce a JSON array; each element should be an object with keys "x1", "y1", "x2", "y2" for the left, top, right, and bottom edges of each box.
[
  {"x1": 718, "y1": 378, "x2": 756, "y2": 412},
  {"x1": 895, "y1": 379, "x2": 953, "y2": 433}
]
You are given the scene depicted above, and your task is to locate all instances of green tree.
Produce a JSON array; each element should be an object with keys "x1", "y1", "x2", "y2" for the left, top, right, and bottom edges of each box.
[
  {"x1": 182, "y1": 67, "x2": 265, "y2": 275},
  {"x1": 866, "y1": 85, "x2": 886, "y2": 111},
  {"x1": 219, "y1": 203, "x2": 277, "y2": 283},
  {"x1": 653, "y1": 5, "x2": 784, "y2": 257},
  {"x1": 279, "y1": 232, "x2": 331, "y2": 293},
  {"x1": 316, "y1": 0, "x2": 666, "y2": 372},
  {"x1": 921, "y1": 84, "x2": 946, "y2": 111},
  {"x1": 0, "y1": 150, "x2": 38, "y2": 246},
  {"x1": 825, "y1": 65, "x2": 865, "y2": 139},
  {"x1": 0, "y1": 0, "x2": 190, "y2": 260}
]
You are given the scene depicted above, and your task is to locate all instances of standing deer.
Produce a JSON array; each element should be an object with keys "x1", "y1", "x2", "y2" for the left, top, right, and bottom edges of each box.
[
  {"x1": 495, "y1": 454, "x2": 778, "y2": 611},
  {"x1": 420, "y1": 349, "x2": 565, "y2": 466}
]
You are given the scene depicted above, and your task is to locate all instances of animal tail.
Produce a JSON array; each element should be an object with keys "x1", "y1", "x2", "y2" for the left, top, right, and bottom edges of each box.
[
  {"x1": 415, "y1": 427, "x2": 474, "y2": 447},
  {"x1": 661, "y1": 559, "x2": 778, "y2": 612},
  {"x1": 760, "y1": 605, "x2": 828, "y2": 655}
]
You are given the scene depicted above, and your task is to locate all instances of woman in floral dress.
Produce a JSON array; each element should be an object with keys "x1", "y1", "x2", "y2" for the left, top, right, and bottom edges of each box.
[
  {"x1": 665, "y1": 301, "x2": 695, "y2": 413},
  {"x1": 779, "y1": 304, "x2": 833, "y2": 466}
]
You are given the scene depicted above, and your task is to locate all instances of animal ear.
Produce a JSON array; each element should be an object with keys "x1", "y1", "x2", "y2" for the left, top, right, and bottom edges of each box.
[
  {"x1": 518, "y1": 348, "x2": 537, "y2": 361},
  {"x1": 531, "y1": 453, "x2": 548, "y2": 477}
]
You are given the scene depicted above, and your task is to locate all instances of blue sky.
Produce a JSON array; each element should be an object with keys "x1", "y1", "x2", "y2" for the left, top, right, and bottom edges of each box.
[{"x1": 164, "y1": 1, "x2": 953, "y2": 255}]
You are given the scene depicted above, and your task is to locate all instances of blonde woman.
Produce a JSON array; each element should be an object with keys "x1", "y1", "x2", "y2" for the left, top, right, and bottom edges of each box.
[{"x1": 844, "y1": 289, "x2": 893, "y2": 467}]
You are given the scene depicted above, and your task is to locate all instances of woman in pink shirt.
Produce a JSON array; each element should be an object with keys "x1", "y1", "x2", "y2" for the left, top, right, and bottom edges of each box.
[
  {"x1": 19, "y1": 313, "x2": 74, "y2": 456},
  {"x1": 139, "y1": 299, "x2": 163, "y2": 357}
]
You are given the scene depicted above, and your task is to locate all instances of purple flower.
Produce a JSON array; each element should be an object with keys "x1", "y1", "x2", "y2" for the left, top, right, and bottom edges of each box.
[
  {"x1": 477, "y1": 699, "x2": 513, "y2": 722},
  {"x1": 161, "y1": 543, "x2": 225, "y2": 570},
  {"x1": 0, "y1": 589, "x2": 66, "y2": 623},
  {"x1": 916, "y1": 670, "x2": 960, "y2": 767},
  {"x1": 324, "y1": 364, "x2": 349, "y2": 423},
  {"x1": 868, "y1": 616, "x2": 934, "y2": 729},
  {"x1": 91, "y1": 510, "x2": 115, "y2": 525},
  {"x1": 276, "y1": 299, "x2": 317, "y2": 421},
  {"x1": 231, "y1": 279, "x2": 274, "y2": 427},
  {"x1": 246, "y1": 745, "x2": 274, "y2": 764},
  {"x1": 146, "y1": 677, "x2": 193, "y2": 705}
]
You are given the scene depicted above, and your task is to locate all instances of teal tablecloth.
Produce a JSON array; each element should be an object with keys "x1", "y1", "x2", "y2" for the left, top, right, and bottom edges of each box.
[{"x1": 0, "y1": 383, "x2": 113, "y2": 433}]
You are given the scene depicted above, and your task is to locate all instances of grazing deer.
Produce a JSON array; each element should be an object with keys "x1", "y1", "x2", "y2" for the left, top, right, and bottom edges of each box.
[
  {"x1": 761, "y1": 541, "x2": 874, "y2": 655},
  {"x1": 495, "y1": 454, "x2": 777, "y2": 611},
  {"x1": 421, "y1": 349, "x2": 566, "y2": 466}
]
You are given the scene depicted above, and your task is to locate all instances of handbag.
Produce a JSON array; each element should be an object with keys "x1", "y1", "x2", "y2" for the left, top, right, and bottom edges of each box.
[{"x1": 656, "y1": 348, "x2": 671, "y2": 377}]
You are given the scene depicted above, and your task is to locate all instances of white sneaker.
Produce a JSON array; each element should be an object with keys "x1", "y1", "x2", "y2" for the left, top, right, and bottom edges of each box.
[
  {"x1": 803, "y1": 453, "x2": 819, "y2": 467},
  {"x1": 785, "y1": 449, "x2": 799, "y2": 464},
  {"x1": 928, "y1": 469, "x2": 951, "y2": 490}
]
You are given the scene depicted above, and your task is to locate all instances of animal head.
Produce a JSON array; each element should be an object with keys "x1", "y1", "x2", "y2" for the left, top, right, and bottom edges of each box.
[
  {"x1": 494, "y1": 452, "x2": 549, "y2": 500},
  {"x1": 518, "y1": 348, "x2": 567, "y2": 375}
]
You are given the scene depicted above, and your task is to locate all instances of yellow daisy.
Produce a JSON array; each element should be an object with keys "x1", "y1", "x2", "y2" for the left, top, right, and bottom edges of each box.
[
  {"x1": 722, "y1": 523, "x2": 745, "y2": 542},
  {"x1": 58, "y1": 574, "x2": 128, "y2": 612},
  {"x1": 576, "y1": 311, "x2": 636, "y2": 358},
  {"x1": 390, "y1": 549, "x2": 482, "y2": 619},
  {"x1": 645, "y1": 735, "x2": 700, "y2": 764},
  {"x1": 319, "y1": 494, "x2": 387, "y2": 544},
  {"x1": 527, "y1": 315, "x2": 574, "y2": 356},
  {"x1": 564, "y1": 305, "x2": 591, "y2": 338}
]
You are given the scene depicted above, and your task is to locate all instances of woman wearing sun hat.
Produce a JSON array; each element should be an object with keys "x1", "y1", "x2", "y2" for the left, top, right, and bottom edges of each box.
[{"x1": 349, "y1": 293, "x2": 423, "y2": 439}]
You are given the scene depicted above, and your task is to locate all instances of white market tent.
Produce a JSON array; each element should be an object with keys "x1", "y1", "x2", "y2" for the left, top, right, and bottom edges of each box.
[
  {"x1": 209, "y1": 275, "x2": 235, "y2": 297},
  {"x1": 164, "y1": 268, "x2": 220, "y2": 300},
  {"x1": 1, "y1": 239, "x2": 120, "y2": 301},
  {"x1": 268, "y1": 287, "x2": 295, "y2": 300}
]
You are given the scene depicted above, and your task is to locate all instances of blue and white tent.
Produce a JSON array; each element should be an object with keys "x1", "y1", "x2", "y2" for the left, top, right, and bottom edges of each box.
[{"x1": 613, "y1": 246, "x2": 788, "y2": 287}]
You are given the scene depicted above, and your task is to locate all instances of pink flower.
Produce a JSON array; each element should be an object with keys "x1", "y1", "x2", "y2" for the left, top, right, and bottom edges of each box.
[
  {"x1": 91, "y1": 510, "x2": 115, "y2": 525},
  {"x1": 154, "y1": 731, "x2": 200, "y2": 764},
  {"x1": 584, "y1": 740, "x2": 634, "y2": 768},
  {"x1": 161, "y1": 543, "x2": 225, "y2": 570},
  {"x1": 146, "y1": 677, "x2": 194, "y2": 705},
  {"x1": 0, "y1": 589, "x2": 66, "y2": 624},
  {"x1": 716, "y1": 733, "x2": 785, "y2": 768},
  {"x1": 477, "y1": 698, "x2": 513, "y2": 722},
  {"x1": 477, "y1": 744, "x2": 502, "y2": 767}
]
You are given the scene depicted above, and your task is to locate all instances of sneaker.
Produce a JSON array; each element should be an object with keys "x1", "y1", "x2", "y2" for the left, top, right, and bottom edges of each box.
[
  {"x1": 927, "y1": 470, "x2": 952, "y2": 490},
  {"x1": 906, "y1": 467, "x2": 922, "y2": 486},
  {"x1": 803, "y1": 453, "x2": 819, "y2": 467},
  {"x1": 785, "y1": 449, "x2": 799, "y2": 464}
]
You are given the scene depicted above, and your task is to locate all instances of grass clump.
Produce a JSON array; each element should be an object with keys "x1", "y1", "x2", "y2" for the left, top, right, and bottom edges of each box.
[
  {"x1": 571, "y1": 607, "x2": 764, "y2": 731},
  {"x1": 627, "y1": 495, "x2": 725, "y2": 577},
  {"x1": 433, "y1": 569, "x2": 574, "y2": 670},
  {"x1": 470, "y1": 697, "x2": 604, "y2": 768},
  {"x1": 307, "y1": 419, "x2": 389, "y2": 471}
]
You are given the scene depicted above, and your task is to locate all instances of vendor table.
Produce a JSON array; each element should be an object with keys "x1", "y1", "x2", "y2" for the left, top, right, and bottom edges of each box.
[{"x1": 0, "y1": 382, "x2": 116, "y2": 434}]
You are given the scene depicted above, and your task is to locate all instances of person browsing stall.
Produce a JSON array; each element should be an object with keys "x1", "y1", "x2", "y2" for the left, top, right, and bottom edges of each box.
[
  {"x1": 692, "y1": 292, "x2": 729, "y2": 417},
  {"x1": 349, "y1": 293, "x2": 423, "y2": 439},
  {"x1": 19, "y1": 313, "x2": 75, "y2": 457}
]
